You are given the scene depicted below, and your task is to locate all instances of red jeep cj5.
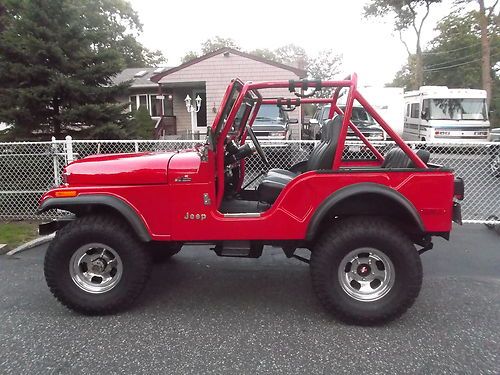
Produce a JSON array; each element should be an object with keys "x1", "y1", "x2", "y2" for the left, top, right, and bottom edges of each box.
[{"x1": 38, "y1": 74, "x2": 464, "y2": 325}]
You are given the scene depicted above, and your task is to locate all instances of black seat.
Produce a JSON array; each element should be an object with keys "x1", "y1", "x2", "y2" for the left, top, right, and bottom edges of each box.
[
  {"x1": 267, "y1": 117, "x2": 333, "y2": 179},
  {"x1": 257, "y1": 116, "x2": 343, "y2": 204},
  {"x1": 381, "y1": 148, "x2": 430, "y2": 168}
]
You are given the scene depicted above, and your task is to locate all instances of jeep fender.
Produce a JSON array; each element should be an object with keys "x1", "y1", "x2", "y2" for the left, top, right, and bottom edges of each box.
[
  {"x1": 306, "y1": 183, "x2": 425, "y2": 241},
  {"x1": 38, "y1": 195, "x2": 151, "y2": 242}
]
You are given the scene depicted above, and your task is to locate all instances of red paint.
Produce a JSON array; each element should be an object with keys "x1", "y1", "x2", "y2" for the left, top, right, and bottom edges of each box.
[
  {"x1": 65, "y1": 152, "x2": 174, "y2": 186},
  {"x1": 40, "y1": 74, "x2": 458, "y2": 243}
]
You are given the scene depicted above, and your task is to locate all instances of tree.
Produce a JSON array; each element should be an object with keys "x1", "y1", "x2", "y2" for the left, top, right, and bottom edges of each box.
[
  {"x1": 364, "y1": 0, "x2": 442, "y2": 89},
  {"x1": 129, "y1": 106, "x2": 155, "y2": 139},
  {"x1": 180, "y1": 36, "x2": 240, "y2": 63},
  {"x1": 248, "y1": 48, "x2": 279, "y2": 62},
  {"x1": 0, "y1": 0, "x2": 158, "y2": 140},
  {"x1": 181, "y1": 50, "x2": 199, "y2": 63},
  {"x1": 454, "y1": 0, "x2": 499, "y2": 106},
  {"x1": 307, "y1": 50, "x2": 343, "y2": 97},
  {"x1": 389, "y1": 60, "x2": 416, "y2": 90},
  {"x1": 422, "y1": 10, "x2": 499, "y2": 125},
  {"x1": 201, "y1": 36, "x2": 240, "y2": 54},
  {"x1": 274, "y1": 44, "x2": 308, "y2": 67}
]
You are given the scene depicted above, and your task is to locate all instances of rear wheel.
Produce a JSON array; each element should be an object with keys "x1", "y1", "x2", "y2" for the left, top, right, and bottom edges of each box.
[
  {"x1": 44, "y1": 215, "x2": 152, "y2": 315},
  {"x1": 310, "y1": 217, "x2": 422, "y2": 325}
]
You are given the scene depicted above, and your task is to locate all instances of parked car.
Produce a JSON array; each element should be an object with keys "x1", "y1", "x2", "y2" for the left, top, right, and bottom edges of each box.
[
  {"x1": 489, "y1": 128, "x2": 500, "y2": 177},
  {"x1": 309, "y1": 104, "x2": 385, "y2": 141},
  {"x1": 490, "y1": 127, "x2": 500, "y2": 142},
  {"x1": 252, "y1": 104, "x2": 296, "y2": 141}
]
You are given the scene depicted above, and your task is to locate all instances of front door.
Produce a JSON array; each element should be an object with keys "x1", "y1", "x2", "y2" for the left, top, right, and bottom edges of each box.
[{"x1": 195, "y1": 91, "x2": 207, "y2": 133}]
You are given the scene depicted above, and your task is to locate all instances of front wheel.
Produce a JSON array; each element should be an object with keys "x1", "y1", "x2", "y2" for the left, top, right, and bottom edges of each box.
[
  {"x1": 310, "y1": 217, "x2": 422, "y2": 325},
  {"x1": 44, "y1": 215, "x2": 152, "y2": 315}
]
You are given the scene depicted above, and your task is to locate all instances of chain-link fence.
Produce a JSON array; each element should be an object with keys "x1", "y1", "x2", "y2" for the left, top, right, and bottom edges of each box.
[{"x1": 1, "y1": 137, "x2": 499, "y2": 224}]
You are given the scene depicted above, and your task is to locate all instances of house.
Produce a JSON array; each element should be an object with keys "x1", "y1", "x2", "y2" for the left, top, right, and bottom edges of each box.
[{"x1": 114, "y1": 48, "x2": 307, "y2": 139}]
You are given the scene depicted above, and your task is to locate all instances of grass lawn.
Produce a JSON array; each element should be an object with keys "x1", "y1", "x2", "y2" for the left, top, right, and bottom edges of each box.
[{"x1": 0, "y1": 222, "x2": 39, "y2": 252}]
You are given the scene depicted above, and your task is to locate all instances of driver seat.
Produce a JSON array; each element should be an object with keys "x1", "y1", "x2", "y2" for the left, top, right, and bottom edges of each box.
[{"x1": 257, "y1": 116, "x2": 343, "y2": 204}]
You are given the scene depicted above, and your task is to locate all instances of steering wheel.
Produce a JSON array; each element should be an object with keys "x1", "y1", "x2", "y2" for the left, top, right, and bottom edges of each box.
[{"x1": 246, "y1": 125, "x2": 269, "y2": 168}]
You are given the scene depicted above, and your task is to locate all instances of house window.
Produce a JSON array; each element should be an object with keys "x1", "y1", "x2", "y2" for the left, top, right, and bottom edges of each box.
[
  {"x1": 130, "y1": 94, "x2": 173, "y2": 117},
  {"x1": 163, "y1": 94, "x2": 174, "y2": 116},
  {"x1": 139, "y1": 95, "x2": 148, "y2": 109},
  {"x1": 130, "y1": 96, "x2": 137, "y2": 112},
  {"x1": 410, "y1": 103, "x2": 420, "y2": 118},
  {"x1": 151, "y1": 95, "x2": 159, "y2": 117}
]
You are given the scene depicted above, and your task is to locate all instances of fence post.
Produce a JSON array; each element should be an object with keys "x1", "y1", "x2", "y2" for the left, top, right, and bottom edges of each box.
[
  {"x1": 134, "y1": 141, "x2": 139, "y2": 153},
  {"x1": 52, "y1": 136, "x2": 60, "y2": 187},
  {"x1": 65, "y1": 135, "x2": 74, "y2": 164}
]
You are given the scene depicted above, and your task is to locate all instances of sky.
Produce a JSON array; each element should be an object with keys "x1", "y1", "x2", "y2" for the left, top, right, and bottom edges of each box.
[{"x1": 128, "y1": 0, "x2": 460, "y2": 87}]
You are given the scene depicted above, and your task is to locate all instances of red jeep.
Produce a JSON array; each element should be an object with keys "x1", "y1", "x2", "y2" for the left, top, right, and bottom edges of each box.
[{"x1": 38, "y1": 74, "x2": 464, "y2": 324}]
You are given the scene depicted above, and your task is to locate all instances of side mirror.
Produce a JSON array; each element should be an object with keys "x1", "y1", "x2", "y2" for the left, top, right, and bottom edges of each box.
[
  {"x1": 288, "y1": 118, "x2": 299, "y2": 124},
  {"x1": 421, "y1": 111, "x2": 429, "y2": 120}
]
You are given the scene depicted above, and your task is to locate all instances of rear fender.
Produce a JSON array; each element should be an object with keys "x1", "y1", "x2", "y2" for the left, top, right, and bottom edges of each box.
[{"x1": 306, "y1": 183, "x2": 425, "y2": 241}]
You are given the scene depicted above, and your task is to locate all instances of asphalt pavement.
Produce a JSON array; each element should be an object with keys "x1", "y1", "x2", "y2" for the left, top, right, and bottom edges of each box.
[{"x1": 0, "y1": 224, "x2": 499, "y2": 374}]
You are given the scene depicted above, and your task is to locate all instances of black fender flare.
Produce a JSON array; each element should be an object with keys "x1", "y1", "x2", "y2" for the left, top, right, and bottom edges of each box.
[
  {"x1": 306, "y1": 182, "x2": 425, "y2": 241},
  {"x1": 38, "y1": 194, "x2": 151, "y2": 242}
]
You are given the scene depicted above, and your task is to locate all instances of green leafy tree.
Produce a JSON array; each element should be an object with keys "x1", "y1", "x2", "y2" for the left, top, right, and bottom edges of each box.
[
  {"x1": 364, "y1": 0, "x2": 442, "y2": 89},
  {"x1": 249, "y1": 48, "x2": 279, "y2": 62},
  {"x1": 0, "y1": 0, "x2": 164, "y2": 140},
  {"x1": 181, "y1": 36, "x2": 239, "y2": 63},
  {"x1": 201, "y1": 36, "x2": 240, "y2": 54},
  {"x1": 129, "y1": 106, "x2": 155, "y2": 139},
  {"x1": 307, "y1": 50, "x2": 343, "y2": 97},
  {"x1": 455, "y1": 0, "x2": 499, "y2": 106},
  {"x1": 422, "y1": 10, "x2": 499, "y2": 125},
  {"x1": 181, "y1": 50, "x2": 199, "y2": 63},
  {"x1": 274, "y1": 44, "x2": 308, "y2": 67}
]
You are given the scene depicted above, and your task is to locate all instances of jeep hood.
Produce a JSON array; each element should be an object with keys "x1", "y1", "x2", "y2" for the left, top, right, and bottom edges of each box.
[{"x1": 64, "y1": 152, "x2": 176, "y2": 186}]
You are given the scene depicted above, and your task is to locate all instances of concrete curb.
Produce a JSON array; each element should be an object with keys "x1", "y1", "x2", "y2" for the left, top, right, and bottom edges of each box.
[{"x1": 6, "y1": 233, "x2": 55, "y2": 256}]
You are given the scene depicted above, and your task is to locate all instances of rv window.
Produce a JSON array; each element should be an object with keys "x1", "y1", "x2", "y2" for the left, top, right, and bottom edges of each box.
[
  {"x1": 406, "y1": 104, "x2": 410, "y2": 117},
  {"x1": 422, "y1": 99, "x2": 430, "y2": 119},
  {"x1": 411, "y1": 103, "x2": 420, "y2": 118}
]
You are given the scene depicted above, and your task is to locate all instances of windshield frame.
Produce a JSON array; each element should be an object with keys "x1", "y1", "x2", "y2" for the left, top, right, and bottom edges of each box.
[{"x1": 212, "y1": 79, "x2": 244, "y2": 137}]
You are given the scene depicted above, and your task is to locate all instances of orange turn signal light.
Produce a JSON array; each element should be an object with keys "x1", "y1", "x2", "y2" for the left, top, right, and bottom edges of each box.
[{"x1": 54, "y1": 190, "x2": 78, "y2": 198}]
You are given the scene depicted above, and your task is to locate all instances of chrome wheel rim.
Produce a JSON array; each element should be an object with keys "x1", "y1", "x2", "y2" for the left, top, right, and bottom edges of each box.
[
  {"x1": 69, "y1": 243, "x2": 123, "y2": 294},
  {"x1": 338, "y1": 248, "x2": 395, "y2": 302}
]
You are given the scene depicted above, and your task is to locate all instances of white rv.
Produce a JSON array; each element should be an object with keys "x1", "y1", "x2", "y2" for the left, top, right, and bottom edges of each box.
[
  {"x1": 359, "y1": 87, "x2": 405, "y2": 135},
  {"x1": 403, "y1": 86, "x2": 490, "y2": 142}
]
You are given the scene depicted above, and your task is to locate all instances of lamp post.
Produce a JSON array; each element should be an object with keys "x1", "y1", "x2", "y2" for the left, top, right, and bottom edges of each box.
[{"x1": 184, "y1": 94, "x2": 202, "y2": 139}]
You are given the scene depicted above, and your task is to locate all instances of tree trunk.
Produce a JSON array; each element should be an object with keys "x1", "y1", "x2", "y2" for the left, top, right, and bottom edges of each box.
[
  {"x1": 52, "y1": 98, "x2": 61, "y2": 138},
  {"x1": 412, "y1": 34, "x2": 424, "y2": 90},
  {"x1": 478, "y1": 0, "x2": 492, "y2": 106},
  {"x1": 415, "y1": 47, "x2": 423, "y2": 90}
]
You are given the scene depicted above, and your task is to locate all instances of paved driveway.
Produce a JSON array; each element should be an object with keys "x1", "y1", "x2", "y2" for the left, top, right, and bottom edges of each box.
[{"x1": 0, "y1": 224, "x2": 499, "y2": 374}]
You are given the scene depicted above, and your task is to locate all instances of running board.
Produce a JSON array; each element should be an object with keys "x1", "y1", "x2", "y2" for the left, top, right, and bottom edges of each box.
[{"x1": 213, "y1": 241, "x2": 263, "y2": 258}]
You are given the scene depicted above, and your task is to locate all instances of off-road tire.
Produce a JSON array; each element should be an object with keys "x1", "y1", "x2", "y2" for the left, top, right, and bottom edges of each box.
[
  {"x1": 148, "y1": 242, "x2": 182, "y2": 263},
  {"x1": 310, "y1": 217, "x2": 422, "y2": 325},
  {"x1": 44, "y1": 215, "x2": 152, "y2": 315}
]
